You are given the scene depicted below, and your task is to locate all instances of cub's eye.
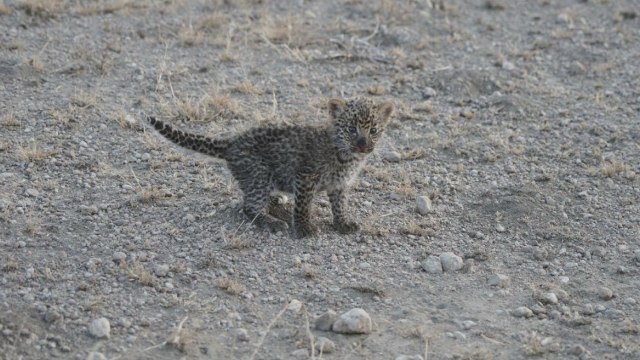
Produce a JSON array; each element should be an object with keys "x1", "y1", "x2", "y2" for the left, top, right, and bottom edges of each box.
[
  {"x1": 348, "y1": 126, "x2": 357, "y2": 134},
  {"x1": 369, "y1": 127, "x2": 378, "y2": 135}
]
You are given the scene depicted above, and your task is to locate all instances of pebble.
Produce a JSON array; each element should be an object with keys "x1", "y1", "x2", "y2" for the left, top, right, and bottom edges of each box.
[
  {"x1": 359, "y1": 262, "x2": 371, "y2": 270},
  {"x1": 421, "y1": 87, "x2": 437, "y2": 99},
  {"x1": 287, "y1": 299, "x2": 302, "y2": 313},
  {"x1": 25, "y1": 188, "x2": 39, "y2": 197},
  {"x1": 502, "y1": 61, "x2": 515, "y2": 71},
  {"x1": 315, "y1": 310, "x2": 337, "y2": 331},
  {"x1": 461, "y1": 320, "x2": 476, "y2": 330},
  {"x1": 291, "y1": 349, "x2": 309, "y2": 358},
  {"x1": 315, "y1": 336, "x2": 335, "y2": 354},
  {"x1": 580, "y1": 304, "x2": 595, "y2": 316},
  {"x1": 594, "y1": 304, "x2": 606, "y2": 313},
  {"x1": 43, "y1": 309, "x2": 62, "y2": 324},
  {"x1": 598, "y1": 287, "x2": 614, "y2": 300},
  {"x1": 87, "y1": 352, "x2": 107, "y2": 360},
  {"x1": 439, "y1": 252, "x2": 463, "y2": 272},
  {"x1": 415, "y1": 196, "x2": 433, "y2": 215},
  {"x1": 495, "y1": 224, "x2": 506, "y2": 233},
  {"x1": 396, "y1": 356, "x2": 424, "y2": 360},
  {"x1": 17, "y1": 241, "x2": 27, "y2": 248},
  {"x1": 154, "y1": 264, "x2": 170, "y2": 277},
  {"x1": 487, "y1": 274, "x2": 510, "y2": 288},
  {"x1": 513, "y1": 306, "x2": 533, "y2": 318},
  {"x1": 539, "y1": 292, "x2": 559, "y2": 305},
  {"x1": 462, "y1": 259, "x2": 475, "y2": 273},
  {"x1": 623, "y1": 297, "x2": 636, "y2": 305},
  {"x1": 89, "y1": 318, "x2": 111, "y2": 339},
  {"x1": 236, "y1": 328, "x2": 249, "y2": 342},
  {"x1": 421, "y1": 256, "x2": 443, "y2": 274},
  {"x1": 384, "y1": 151, "x2": 403, "y2": 162},
  {"x1": 113, "y1": 252, "x2": 126, "y2": 263},
  {"x1": 332, "y1": 308, "x2": 372, "y2": 334},
  {"x1": 570, "y1": 344, "x2": 586, "y2": 356}
]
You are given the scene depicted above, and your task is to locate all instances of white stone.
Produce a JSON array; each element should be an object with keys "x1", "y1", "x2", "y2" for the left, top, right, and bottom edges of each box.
[
  {"x1": 439, "y1": 252, "x2": 463, "y2": 272},
  {"x1": 332, "y1": 308, "x2": 372, "y2": 334},
  {"x1": 513, "y1": 307, "x2": 533, "y2": 318},
  {"x1": 539, "y1": 292, "x2": 559, "y2": 305},
  {"x1": 598, "y1": 287, "x2": 614, "y2": 300},
  {"x1": 421, "y1": 256, "x2": 443, "y2": 274},
  {"x1": 154, "y1": 264, "x2": 170, "y2": 277},
  {"x1": 287, "y1": 299, "x2": 302, "y2": 313},
  {"x1": 416, "y1": 196, "x2": 433, "y2": 215},
  {"x1": 315, "y1": 336, "x2": 335, "y2": 354},
  {"x1": 487, "y1": 274, "x2": 510, "y2": 288},
  {"x1": 89, "y1": 318, "x2": 111, "y2": 339},
  {"x1": 236, "y1": 328, "x2": 249, "y2": 342},
  {"x1": 315, "y1": 310, "x2": 337, "y2": 331}
]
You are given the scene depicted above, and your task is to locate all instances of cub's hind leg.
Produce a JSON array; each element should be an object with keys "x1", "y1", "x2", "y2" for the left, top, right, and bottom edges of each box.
[
  {"x1": 233, "y1": 168, "x2": 289, "y2": 234},
  {"x1": 267, "y1": 194, "x2": 293, "y2": 226}
]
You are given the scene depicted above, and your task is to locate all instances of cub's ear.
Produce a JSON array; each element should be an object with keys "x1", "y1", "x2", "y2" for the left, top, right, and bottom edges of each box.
[
  {"x1": 328, "y1": 98, "x2": 346, "y2": 119},
  {"x1": 377, "y1": 101, "x2": 394, "y2": 122}
]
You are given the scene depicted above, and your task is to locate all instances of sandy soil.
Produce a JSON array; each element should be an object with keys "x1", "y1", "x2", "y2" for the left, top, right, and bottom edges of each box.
[{"x1": 1, "y1": 0, "x2": 639, "y2": 359}]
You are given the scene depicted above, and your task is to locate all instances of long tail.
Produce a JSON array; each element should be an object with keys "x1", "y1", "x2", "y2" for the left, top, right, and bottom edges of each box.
[{"x1": 146, "y1": 116, "x2": 229, "y2": 159}]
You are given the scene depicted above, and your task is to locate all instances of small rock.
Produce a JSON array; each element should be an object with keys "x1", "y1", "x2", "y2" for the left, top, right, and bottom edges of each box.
[
  {"x1": 315, "y1": 310, "x2": 337, "y2": 331},
  {"x1": 580, "y1": 304, "x2": 595, "y2": 316},
  {"x1": 461, "y1": 320, "x2": 476, "y2": 330},
  {"x1": 421, "y1": 256, "x2": 443, "y2": 274},
  {"x1": 332, "y1": 308, "x2": 372, "y2": 334},
  {"x1": 590, "y1": 247, "x2": 607, "y2": 258},
  {"x1": 113, "y1": 252, "x2": 126, "y2": 263},
  {"x1": 384, "y1": 151, "x2": 403, "y2": 162},
  {"x1": 623, "y1": 297, "x2": 636, "y2": 305},
  {"x1": 87, "y1": 352, "x2": 107, "y2": 360},
  {"x1": 495, "y1": 224, "x2": 506, "y2": 233},
  {"x1": 315, "y1": 336, "x2": 335, "y2": 354},
  {"x1": 43, "y1": 309, "x2": 62, "y2": 324},
  {"x1": 154, "y1": 264, "x2": 170, "y2": 277},
  {"x1": 396, "y1": 356, "x2": 424, "y2": 360},
  {"x1": 487, "y1": 274, "x2": 510, "y2": 288},
  {"x1": 570, "y1": 344, "x2": 586, "y2": 356},
  {"x1": 513, "y1": 307, "x2": 533, "y2": 318},
  {"x1": 594, "y1": 304, "x2": 606, "y2": 312},
  {"x1": 439, "y1": 252, "x2": 463, "y2": 272},
  {"x1": 598, "y1": 287, "x2": 614, "y2": 300},
  {"x1": 538, "y1": 292, "x2": 559, "y2": 305},
  {"x1": 421, "y1": 87, "x2": 437, "y2": 99},
  {"x1": 17, "y1": 241, "x2": 26, "y2": 248},
  {"x1": 604, "y1": 308, "x2": 625, "y2": 319},
  {"x1": 89, "y1": 318, "x2": 111, "y2": 339},
  {"x1": 25, "y1": 188, "x2": 39, "y2": 197},
  {"x1": 291, "y1": 349, "x2": 309, "y2": 358},
  {"x1": 236, "y1": 328, "x2": 249, "y2": 342},
  {"x1": 502, "y1": 61, "x2": 515, "y2": 71},
  {"x1": 462, "y1": 259, "x2": 475, "y2": 273},
  {"x1": 416, "y1": 196, "x2": 433, "y2": 215},
  {"x1": 287, "y1": 299, "x2": 302, "y2": 313}
]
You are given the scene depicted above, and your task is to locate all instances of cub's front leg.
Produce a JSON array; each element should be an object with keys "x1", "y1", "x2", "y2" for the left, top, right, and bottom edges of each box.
[{"x1": 328, "y1": 188, "x2": 359, "y2": 234}]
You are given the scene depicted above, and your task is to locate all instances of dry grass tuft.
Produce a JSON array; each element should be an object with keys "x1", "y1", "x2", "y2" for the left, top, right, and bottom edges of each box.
[
  {"x1": 215, "y1": 277, "x2": 246, "y2": 296},
  {"x1": 197, "y1": 12, "x2": 229, "y2": 30},
  {"x1": 2, "y1": 260, "x2": 18, "y2": 272},
  {"x1": 302, "y1": 264, "x2": 318, "y2": 279},
  {"x1": 166, "y1": 317, "x2": 192, "y2": 353},
  {"x1": 127, "y1": 263, "x2": 156, "y2": 287},
  {"x1": 48, "y1": 108, "x2": 71, "y2": 125},
  {"x1": 178, "y1": 24, "x2": 204, "y2": 47},
  {"x1": 1, "y1": 114, "x2": 20, "y2": 128},
  {"x1": 70, "y1": 89, "x2": 97, "y2": 109},
  {"x1": 601, "y1": 160, "x2": 628, "y2": 177},
  {"x1": 225, "y1": 232, "x2": 251, "y2": 250},
  {"x1": 139, "y1": 186, "x2": 171, "y2": 204},
  {"x1": 24, "y1": 216, "x2": 42, "y2": 235},
  {"x1": 0, "y1": 0, "x2": 12, "y2": 15},
  {"x1": 402, "y1": 219, "x2": 435, "y2": 237},
  {"x1": 19, "y1": 142, "x2": 55, "y2": 162},
  {"x1": 19, "y1": 0, "x2": 66, "y2": 19},
  {"x1": 230, "y1": 80, "x2": 264, "y2": 95}
]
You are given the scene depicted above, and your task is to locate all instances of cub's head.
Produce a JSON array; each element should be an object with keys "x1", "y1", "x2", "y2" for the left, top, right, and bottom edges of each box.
[{"x1": 329, "y1": 97, "x2": 394, "y2": 156}]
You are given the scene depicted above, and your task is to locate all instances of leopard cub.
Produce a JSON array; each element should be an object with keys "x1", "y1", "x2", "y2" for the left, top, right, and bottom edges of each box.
[{"x1": 147, "y1": 97, "x2": 393, "y2": 238}]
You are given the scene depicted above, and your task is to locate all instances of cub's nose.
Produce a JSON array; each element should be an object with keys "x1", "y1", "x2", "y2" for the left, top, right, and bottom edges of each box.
[{"x1": 356, "y1": 137, "x2": 367, "y2": 148}]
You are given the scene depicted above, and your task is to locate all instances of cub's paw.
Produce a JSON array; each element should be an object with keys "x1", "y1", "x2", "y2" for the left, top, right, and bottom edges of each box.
[
  {"x1": 334, "y1": 220, "x2": 360, "y2": 234},
  {"x1": 294, "y1": 221, "x2": 320, "y2": 238},
  {"x1": 261, "y1": 216, "x2": 289, "y2": 233}
]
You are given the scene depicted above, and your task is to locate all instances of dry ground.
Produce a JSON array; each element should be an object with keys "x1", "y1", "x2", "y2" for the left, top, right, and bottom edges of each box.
[{"x1": 1, "y1": 0, "x2": 639, "y2": 359}]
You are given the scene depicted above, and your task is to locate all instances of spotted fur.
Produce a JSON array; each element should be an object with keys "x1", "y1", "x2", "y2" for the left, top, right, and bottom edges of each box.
[{"x1": 147, "y1": 97, "x2": 393, "y2": 238}]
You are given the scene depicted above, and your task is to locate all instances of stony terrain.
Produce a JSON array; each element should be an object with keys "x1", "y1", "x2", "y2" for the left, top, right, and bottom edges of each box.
[{"x1": 1, "y1": 0, "x2": 639, "y2": 359}]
